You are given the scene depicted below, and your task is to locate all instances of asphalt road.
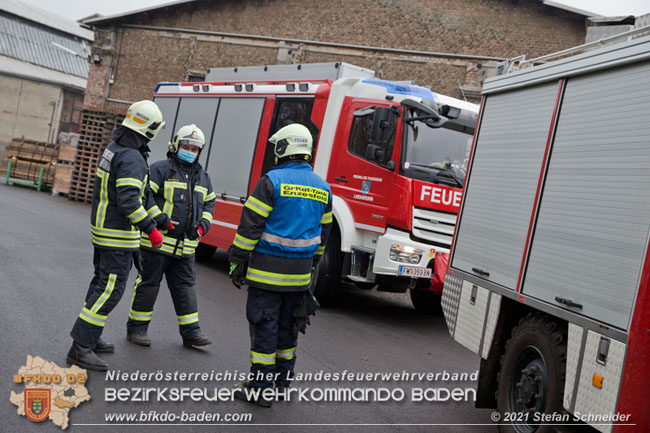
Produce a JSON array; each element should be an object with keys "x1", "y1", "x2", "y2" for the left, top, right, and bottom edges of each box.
[{"x1": 0, "y1": 182, "x2": 494, "y2": 432}]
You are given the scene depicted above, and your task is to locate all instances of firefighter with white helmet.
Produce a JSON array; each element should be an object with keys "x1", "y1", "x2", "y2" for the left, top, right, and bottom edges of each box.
[
  {"x1": 126, "y1": 124, "x2": 216, "y2": 348},
  {"x1": 228, "y1": 123, "x2": 333, "y2": 407},
  {"x1": 68, "y1": 100, "x2": 166, "y2": 371}
]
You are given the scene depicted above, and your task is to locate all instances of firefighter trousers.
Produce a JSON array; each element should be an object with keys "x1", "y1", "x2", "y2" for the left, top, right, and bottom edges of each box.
[
  {"x1": 246, "y1": 286, "x2": 304, "y2": 390},
  {"x1": 126, "y1": 249, "x2": 201, "y2": 339},
  {"x1": 70, "y1": 248, "x2": 132, "y2": 348}
]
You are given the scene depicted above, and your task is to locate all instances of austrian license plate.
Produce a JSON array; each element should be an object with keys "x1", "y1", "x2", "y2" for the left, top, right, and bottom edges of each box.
[{"x1": 398, "y1": 265, "x2": 432, "y2": 278}]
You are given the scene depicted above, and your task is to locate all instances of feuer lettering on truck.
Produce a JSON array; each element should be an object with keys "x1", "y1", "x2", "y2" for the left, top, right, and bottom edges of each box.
[{"x1": 420, "y1": 185, "x2": 462, "y2": 209}]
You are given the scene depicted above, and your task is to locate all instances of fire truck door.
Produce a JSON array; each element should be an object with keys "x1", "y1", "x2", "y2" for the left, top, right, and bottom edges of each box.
[{"x1": 330, "y1": 100, "x2": 399, "y2": 233}]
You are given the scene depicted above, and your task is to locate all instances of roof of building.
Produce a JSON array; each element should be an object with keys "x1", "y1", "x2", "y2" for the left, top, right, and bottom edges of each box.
[
  {"x1": 82, "y1": 0, "x2": 593, "y2": 26},
  {"x1": 1, "y1": 0, "x2": 93, "y2": 40},
  {"x1": 83, "y1": 0, "x2": 199, "y2": 25},
  {"x1": 0, "y1": 5, "x2": 91, "y2": 79},
  {"x1": 0, "y1": 54, "x2": 87, "y2": 90}
]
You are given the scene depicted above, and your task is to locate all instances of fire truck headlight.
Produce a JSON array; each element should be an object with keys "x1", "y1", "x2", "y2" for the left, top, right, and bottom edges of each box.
[{"x1": 390, "y1": 244, "x2": 423, "y2": 264}]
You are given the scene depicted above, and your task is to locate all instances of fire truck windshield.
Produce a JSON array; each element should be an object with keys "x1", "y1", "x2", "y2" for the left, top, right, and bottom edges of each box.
[{"x1": 402, "y1": 120, "x2": 473, "y2": 188}]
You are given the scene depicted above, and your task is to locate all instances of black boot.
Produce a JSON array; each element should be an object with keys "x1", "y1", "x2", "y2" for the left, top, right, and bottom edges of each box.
[
  {"x1": 66, "y1": 341, "x2": 108, "y2": 371},
  {"x1": 94, "y1": 337, "x2": 114, "y2": 353},
  {"x1": 126, "y1": 332, "x2": 151, "y2": 346},
  {"x1": 183, "y1": 333, "x2": 212, "y2": 347}
]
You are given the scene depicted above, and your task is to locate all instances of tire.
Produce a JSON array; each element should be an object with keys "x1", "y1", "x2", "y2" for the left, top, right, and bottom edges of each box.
[
  {"x1": 409, "y1": 289, "x2": 443, "y2": 315},
  {"x1": 312, "y1": 228, "x2": 341, "y2": 306},
  {"x1": 195, "y1": 243, "x2": 217, "y2": 262},
  {"x1": 496, "y1": 313, "x2": 567, "y2": 433}
]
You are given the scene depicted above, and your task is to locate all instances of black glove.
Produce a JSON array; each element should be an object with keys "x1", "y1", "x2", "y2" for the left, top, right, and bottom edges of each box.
[
  {"x1": 188, "y1": 225, "x2": 200, "y2": 240},
  {"x1": 229, "y1": 262, "x2": 247, "y2": 289}
]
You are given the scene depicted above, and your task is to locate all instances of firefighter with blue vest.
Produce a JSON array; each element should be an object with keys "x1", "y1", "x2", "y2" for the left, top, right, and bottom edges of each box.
[
  {"x1": 228, "y1": 123, "x2": 333, "y2": 407},
  {"x1": 126, "y1": 124, "x2": 216, "y2": 347},
  {"x1": 67, "y1": 100, "x2": 165, "y2": 371}
]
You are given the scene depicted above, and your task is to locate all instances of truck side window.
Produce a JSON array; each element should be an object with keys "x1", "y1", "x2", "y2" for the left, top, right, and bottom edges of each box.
[
  {"x1": 262, "y1": 98, "x2": 316, "y2": 175},
  {"x1": 348, "y1": 110, "x2": 397, "y2": 168}
]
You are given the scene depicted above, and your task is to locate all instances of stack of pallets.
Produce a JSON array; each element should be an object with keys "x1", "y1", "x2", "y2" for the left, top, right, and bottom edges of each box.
[
  {"x1": 68, "y1": 110, "x2": 124, "y2": 203},
  {"x1": 1, "y1": 138, "x2": 57, "y2": 188},
  {"x1": 52, "y1": 132, "x2": 79, "y2": 195}
]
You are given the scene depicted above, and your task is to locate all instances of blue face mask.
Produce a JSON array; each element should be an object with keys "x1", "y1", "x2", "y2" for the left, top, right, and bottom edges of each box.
[{"x1": 177, "y1": 149, "x2": 197, "y2": 163}]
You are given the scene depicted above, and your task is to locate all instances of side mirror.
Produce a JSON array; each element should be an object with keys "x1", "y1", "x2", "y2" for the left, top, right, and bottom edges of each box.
[
  {"x1": 365, "y1": 143, "x2": 384, "y2": 161},
  {"x1": 370, "y1": 107, "x2": 393, "y2": 144}
]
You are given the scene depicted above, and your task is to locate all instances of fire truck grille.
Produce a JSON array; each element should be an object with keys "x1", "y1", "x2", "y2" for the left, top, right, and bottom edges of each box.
[{"x1": 412, "y1": 207, "x2": 457, "y2": 250}]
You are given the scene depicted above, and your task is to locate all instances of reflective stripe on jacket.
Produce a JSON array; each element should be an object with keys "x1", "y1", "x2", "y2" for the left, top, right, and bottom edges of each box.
[
  {"x1": 90, "y1": 130, "x2": 156, "y2": 251},
  {"x1": 140, "y1": 153, "x2": 216, "y2": 257},
  {"x1": 229, "y1": 162, "x2": 333, "y2": 292}
]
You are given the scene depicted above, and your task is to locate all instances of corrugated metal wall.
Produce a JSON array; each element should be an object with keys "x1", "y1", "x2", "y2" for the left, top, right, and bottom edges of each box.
[{"x1": 0, "y1": 11, "x2": 89, "y2": 78}]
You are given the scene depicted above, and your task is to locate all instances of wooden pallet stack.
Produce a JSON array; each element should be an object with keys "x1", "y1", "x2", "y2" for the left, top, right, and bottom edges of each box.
[
  {"x1": 68, "y1": 110, "x2": 124, "y2": 203},
  {"x1": 0, "y1": 138, "x2": 57, "y2": 185},
  {"x1": 51, "y1": 132, "x2": 79, "y2": 195}
]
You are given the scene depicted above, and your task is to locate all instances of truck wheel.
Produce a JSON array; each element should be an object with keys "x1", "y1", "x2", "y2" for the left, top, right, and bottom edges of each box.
[
  {"x1": 195, "y1": 243, "x2": 216, "y2": 262},
  {"x1": 496, "y1": 313, "x2": 567, "y2": 433},
  {"x1": 312, "y1": 229, "x2": 341, "y2": 306},
  {"x1": 409, "y1": 289, "x2": 443, "y2": 315}
]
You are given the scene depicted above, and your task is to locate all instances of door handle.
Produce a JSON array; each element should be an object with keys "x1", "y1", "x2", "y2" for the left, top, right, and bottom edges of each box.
[
  {"x1": 555, "y1": 297, "x2": 583, "y2": 310},
  {"x1": 471, "y1": 267, "x2": 489, "y2": 277},
  {"x1": 335, "y1": 177, "x2": 348, "y2": 183}
]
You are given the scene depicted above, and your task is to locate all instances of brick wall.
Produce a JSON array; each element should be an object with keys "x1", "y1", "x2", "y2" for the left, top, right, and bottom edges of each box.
[{"x1": 84, "y1": 0, "x2": 586, "y2": 112}]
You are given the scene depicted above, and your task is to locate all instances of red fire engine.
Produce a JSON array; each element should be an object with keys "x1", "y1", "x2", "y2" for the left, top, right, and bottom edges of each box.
[{"x1": 150, "y1": 62, "x2": 478, "y2": 311}]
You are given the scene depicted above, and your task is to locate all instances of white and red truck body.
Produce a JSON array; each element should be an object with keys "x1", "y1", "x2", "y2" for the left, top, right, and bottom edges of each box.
[{"x1": 443, "y1": 34, "x2": 650, "y2": 433}]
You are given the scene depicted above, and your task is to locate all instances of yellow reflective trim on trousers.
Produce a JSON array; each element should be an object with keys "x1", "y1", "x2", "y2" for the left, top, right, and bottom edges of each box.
[
  {"x1": 245, "y1": 196, "x2": 272, "y2": 217},
  {"x1": 246, "y1": 267, "x2": 311, "y2": 286},
  {"x1": 276, "y1": 346, "x2": 296, "y2": 360},
  {"x1": 116, "y1": 177, "x2": 143, "y2": 189},
  {"x1": 150, "y1": 180, "x2": 160, "y2": 193},
  {"x1": 321, "y1": 212, "x2": 333, "y2": 224},
  {"x1": 316, "y1": 245, "x2": 326, "y2": 256},
  {"x1": 250, "y1": 350, "x2": 276, "y2": 365},
  {"x1": 92, "y1": 235, "x2": 140, "y2": 249},
  {"x1": 79, "y1": 307, "x2": 107, "y2": 327},
  {"x1": 178, "y1": 313, "x2": 198, "y2": 325},
  {"x1": 127, "y1": 206, "x2": 148, "y2": 224},
  {"x1": 233, "y1": 233, "x2": 258, "y2": 251},
  {"x1": 129, "y1": 309, "x2": 153, "y2": 321},
  {"x1": 89, "y1": 273, "x2": 116, "y2": 314},
  {"x1": 96, "y1": 169, "x2": 109, "y2": 228},
  {"x1": 129, "y1": 275, "x2": 142, "y2": 314}
]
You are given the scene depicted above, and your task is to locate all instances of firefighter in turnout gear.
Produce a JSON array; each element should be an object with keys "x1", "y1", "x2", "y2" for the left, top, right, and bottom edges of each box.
[
  {"x1": 68, "y1": 100, "x2": 165, "y2": 371},
  {"x1": 228, "y1": 123, "x2": 333, "y2": 407},
  {"x1": 126, "y1": 124, "x2": 216, "y2": 347}
]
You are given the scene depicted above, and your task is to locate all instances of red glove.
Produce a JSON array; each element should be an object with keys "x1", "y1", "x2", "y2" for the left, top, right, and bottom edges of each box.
[
  {"x1": 166, "y1": 222, "x2": 175, "y2": 231},
  {"x1": 198, "y1": 225, "x2": 204, "y2": 237},
  {"x1": 148, "y1": 228, "x2": 163, "y2": 249}
]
